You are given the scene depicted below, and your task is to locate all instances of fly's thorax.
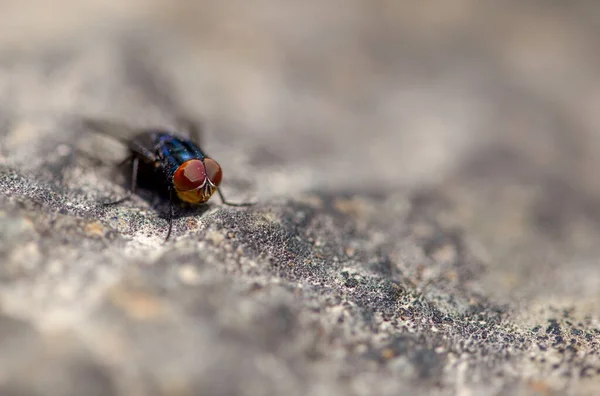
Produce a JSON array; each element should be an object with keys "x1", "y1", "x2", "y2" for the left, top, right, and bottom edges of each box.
[
  {"x1": 172, "y1": 158, "x2": 223, "y2": 204},
  {"x1": 158, "y1": 134, "x2": 206, "y2": 165}
]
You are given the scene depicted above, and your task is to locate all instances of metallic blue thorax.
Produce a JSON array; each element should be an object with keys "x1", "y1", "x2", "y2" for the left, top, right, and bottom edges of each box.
[
  {"x1": 129, "y1": 131, "x2": 208, "y2": 181},
  {"x1": 155, "y1": 133, "x2": 207, "y2": 177}
]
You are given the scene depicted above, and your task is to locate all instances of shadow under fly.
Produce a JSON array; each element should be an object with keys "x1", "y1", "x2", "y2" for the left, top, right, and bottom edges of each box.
[{"x1": 84, "y1": 117, "x2": 255, "y2": 241}]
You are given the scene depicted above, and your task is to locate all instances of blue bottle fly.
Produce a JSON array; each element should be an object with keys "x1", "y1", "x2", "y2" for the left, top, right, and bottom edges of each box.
[{"x1": 86, "y1": 119, "x2": 254, "y2": 240}]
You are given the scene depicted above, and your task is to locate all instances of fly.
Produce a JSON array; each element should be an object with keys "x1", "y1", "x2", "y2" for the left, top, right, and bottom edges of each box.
[{"x1": 85, "y1": 118, "x2": 254, "y2": 240}]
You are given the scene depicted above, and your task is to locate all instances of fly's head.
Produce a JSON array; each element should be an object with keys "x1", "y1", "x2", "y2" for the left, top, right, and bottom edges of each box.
[{"x1": 173, "y1": 158, "x2": 223, "y2": 204}]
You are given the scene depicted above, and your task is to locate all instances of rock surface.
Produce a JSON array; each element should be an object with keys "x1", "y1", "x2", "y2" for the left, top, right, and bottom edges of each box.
[{"x1": 0, "y1": 1, "x2": 600, "y2": 395}]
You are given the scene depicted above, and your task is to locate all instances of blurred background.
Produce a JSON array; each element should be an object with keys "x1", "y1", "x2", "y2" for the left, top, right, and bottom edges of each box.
[
  {"x1": 1, "y1": 0, "x2": 599, "y2": 192},
  {"x1": 1, "y1": 0, "x2": 600, "y2": 315},
  {"x1": 1, "y1": 3, "x2": 600, "y2": 394}
]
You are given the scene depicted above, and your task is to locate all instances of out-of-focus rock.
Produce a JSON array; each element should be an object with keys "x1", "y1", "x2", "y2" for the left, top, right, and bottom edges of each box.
[{"x1": 0, "y1": 2, "x2": 599, "y2": 395}]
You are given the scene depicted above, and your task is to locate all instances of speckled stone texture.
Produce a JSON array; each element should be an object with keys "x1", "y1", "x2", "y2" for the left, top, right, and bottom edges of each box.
[{"x1": 1, "y1": 1, "x2": 600, "y2": 395}]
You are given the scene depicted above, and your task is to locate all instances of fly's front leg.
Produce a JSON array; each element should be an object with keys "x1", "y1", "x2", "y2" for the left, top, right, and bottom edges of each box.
[{"x1": 217, "y1": 189, "x2": 256, "y2": 207}]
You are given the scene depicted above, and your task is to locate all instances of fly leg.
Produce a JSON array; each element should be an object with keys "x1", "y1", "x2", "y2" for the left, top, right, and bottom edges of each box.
[
  {"x1": 165, "y1": 187, "x2": 175, "y2": 241},
  {"x1": 103, "y1": 156, "x2": 139, "y2": 205},
  {"x1": 217, "y1": 189, "x2": 256, "y2": 207}
]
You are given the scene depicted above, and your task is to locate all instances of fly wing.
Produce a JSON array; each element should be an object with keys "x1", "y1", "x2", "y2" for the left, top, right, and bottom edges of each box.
[
  {"x1": 173, "y1": 116, "x2": 204, "y2": 145},
  {"x1": 83, "y1": 118, "x2": 139, "y2": 144},
  {"x1": 83, "y1": 118, "x2": 157, "y2": 162},
  {"x1": 128, "y1": 132, "x2": 159, "y2": 163}
]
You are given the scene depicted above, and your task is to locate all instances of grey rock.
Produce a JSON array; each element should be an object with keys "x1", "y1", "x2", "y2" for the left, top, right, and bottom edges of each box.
[{"x1": 0, "y1": 2, "x2": 599, "y2": 395}]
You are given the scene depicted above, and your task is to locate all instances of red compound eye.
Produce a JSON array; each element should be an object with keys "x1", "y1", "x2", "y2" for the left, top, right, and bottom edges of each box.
[
  {"x1": 204, "y1": 158, "x2": 223, "y2": 186},
  {"x1": 173, "y1": 159, "x2": 207, "y2": 192}
]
